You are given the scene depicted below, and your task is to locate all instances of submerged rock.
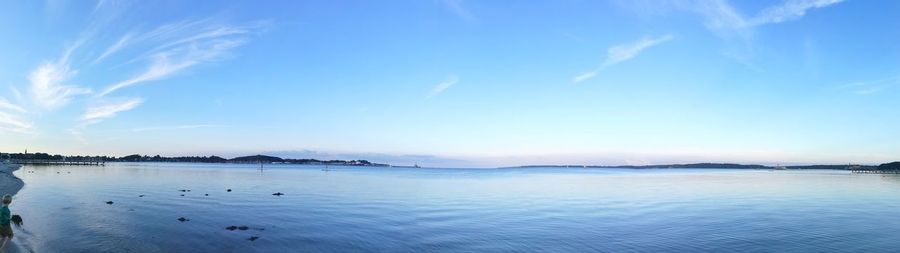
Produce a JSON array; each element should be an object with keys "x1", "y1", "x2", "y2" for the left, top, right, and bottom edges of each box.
[
  {"x1": 226, "y1": 226, "x2": 238, "y2": 231},
  {"x1": 227, "y1": 189, "x2": 232, "y2": 192},
  {"x1": 177, "y1": 217, "x2": 189, "y2": 222},
  {"x1": 139, "y1": 195, "x2": 145, "y2": 197},
  {"x1": 238, "y1": 226, "x2": 249, "y2": 231},
  {"x1": 204, "y1": 194, "x2": 209, "y2": 196},
  {"x1": 272, "y1": 192, "x2": 284, "y2": 196},
  {"x1": 106, "y1": 201, "x2": 114, "y2": 205},
  {"x1": 248, "y1": 236, "x2": 259, "y2": 241}
]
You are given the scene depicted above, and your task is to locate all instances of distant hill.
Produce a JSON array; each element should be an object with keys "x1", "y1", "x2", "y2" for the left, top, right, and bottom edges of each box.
[
  {"x1": 230, "y1": 155, "x2": 284, "y2": 163},
  {"x1": 0, "y1": 152, "x2": 389, "y2": 167},
  {"x1": 119, "y1": 154, "x2": 228, "y2": 163},
  {"x1": 787, "y1": 164, "x2": 877, "y2": 170},
  {"x1": 878, "y1": 162, "x2": 900, "y2": 171},
  {"x1": 618, "y1": 163, "x2": 769, "y2": 169}
]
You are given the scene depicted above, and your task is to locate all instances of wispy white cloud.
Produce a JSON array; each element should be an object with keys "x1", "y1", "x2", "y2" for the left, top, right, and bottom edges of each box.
[
  {"x1": 624, "y1": 0, "x2": 843, "y2": 70},
  {"x1": 687, "y1": 0, "x2": 749, "y2": 37},
  {"x1": 680, "y1": 0, "x2": 843, "y2": 36},
  {"x1": 426, "y1": 75, "x2": 459, "y2": 99},
  {"x1": 4, "y1": 6, "x2": 266, "y2": 136},
  {"x1": 835, "y1": 76, "x2": 900, "y2": 95},
  {"x1": 605, "y1": 34, "x2": 674, "y2": 67},
  {"x1": 131, "y1": 124, "x2": 222, "y2": 132},
  {"x1": 96, "y1": 19, "x2": 263, "y2": 97},
  {"x1": 0, "y1": 112, "x2": 32, "y2": 133},
  {"x1": 574, "y1": 34, "x2": 673, "y2": 83},
  {"x1": 440, "y1": 0, "x2": 477, "y2": 23},
  {"x1": 82, "y1": 97, "x2": 144, "y2": 122},
  {"x1": 0, "y1": 97, "x2": 27, "y2": 113},
  {"x1": 92, "y1": 33, "x2": 132, "y2": 64},
  {"x1": 28, "y1": 61, "x2": 92, "y2": 110},
  {"x1": 572, "y1": 72, "x2": 598, "y2": 83},
  {"x1": 748, "y1": 0, "x2": 843, "y2": 26}
]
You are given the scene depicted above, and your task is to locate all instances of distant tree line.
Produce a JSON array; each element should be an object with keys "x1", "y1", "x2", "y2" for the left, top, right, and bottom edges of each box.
[
  {"x1": 879, "y1": 162, "x2": 900, "y2": 171},
  {"x1": 1, "y1": 152, "x2": 389, "y2": 167}
]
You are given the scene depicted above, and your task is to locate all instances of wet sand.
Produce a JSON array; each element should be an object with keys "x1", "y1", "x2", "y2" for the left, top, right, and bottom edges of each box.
[
  {"x1": 0, "y1": 162, "x2": 23, "y2": 197},
  {"x1": 0, "y1": 163, "x2": 24, "y2": 253}
]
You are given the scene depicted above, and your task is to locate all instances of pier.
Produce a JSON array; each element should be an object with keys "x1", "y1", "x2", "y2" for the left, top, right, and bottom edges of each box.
[{"x1": 8, "y1": 159, "x2": 105, "y2": 166}]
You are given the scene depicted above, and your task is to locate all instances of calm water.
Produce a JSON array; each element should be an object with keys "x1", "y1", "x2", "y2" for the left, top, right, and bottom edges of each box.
[{"x1": 9, "y1": 163, "x2": 900, "y2": 252}]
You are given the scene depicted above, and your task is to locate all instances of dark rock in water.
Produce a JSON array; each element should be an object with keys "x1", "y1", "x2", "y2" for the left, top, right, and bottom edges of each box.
[
  {"x1": 106, "y1": 201, "x2": 114, "y2": 205},
  {"x1": 180, "y1": 194, "x2": 185, "y2": 196},
  {"x1": 248, "y1": 236, "x2": 259, "y2": 241},
  {"x1": 177, "y1": 217, "x2": 189, "y2": 222},
  {"x1": 139, "y1": 195, "x2": 145, "y2": 197},
  {"x1": 179, "y1": 189, "x2": 190, "y2": 192},
  {"x1": 204, "y1": 194, "x2": 209, "y2": 196},
  {"x1": 272, "y1": 192, "x2": 284, "y2": 196},
  {"x1": 227, "y1": 189, "x2": 232, "y2": 192},
  {"x1": 226, "y1": 226, "x2": 238, "y2": 231},
  {"x1": 10, "y1": 215, "x2": 23, "y2": 227},
  {"x1": 238, "y1": 226, "x2": 249, "y2": 230}
]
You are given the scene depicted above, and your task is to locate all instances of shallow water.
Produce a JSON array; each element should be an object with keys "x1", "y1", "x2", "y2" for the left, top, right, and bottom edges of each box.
[{"x1": 9, "y1": 163, "x2": 900, "y2": 252}]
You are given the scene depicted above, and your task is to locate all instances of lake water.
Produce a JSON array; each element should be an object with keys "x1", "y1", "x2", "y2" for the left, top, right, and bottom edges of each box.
[{"x1": 9, "y1": 163, "x2": 900, "y2": 252}]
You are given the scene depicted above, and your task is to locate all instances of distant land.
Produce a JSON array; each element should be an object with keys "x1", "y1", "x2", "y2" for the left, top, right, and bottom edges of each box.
[
  {"x1": 1, "y1": 152, "x2": 389, "y2": 167},
  {"x1": 1, "y1": 152, "x2": 897, "y2": 171}
]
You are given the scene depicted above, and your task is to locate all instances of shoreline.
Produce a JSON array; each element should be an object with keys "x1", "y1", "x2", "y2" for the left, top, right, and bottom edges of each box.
[
  {"x1": 0, "y1": 162, "x2": 25, "y2": 253},
  {"x1": 0, "y1": 162, "x2": 23, "y2": 197}
]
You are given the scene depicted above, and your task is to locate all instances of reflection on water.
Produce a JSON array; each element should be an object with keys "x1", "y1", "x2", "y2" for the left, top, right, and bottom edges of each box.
[{"x1": 10, "y1": 163, "x2": 900, "y2": 252}]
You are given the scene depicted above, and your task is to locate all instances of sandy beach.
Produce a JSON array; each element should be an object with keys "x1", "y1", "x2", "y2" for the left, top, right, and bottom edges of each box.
[
  {"x1": 0, "y1": 163, "x2": 23, "y2": 197},
  {"x1": 0, "y1": 162, "x2": 23, "y2": 253}
]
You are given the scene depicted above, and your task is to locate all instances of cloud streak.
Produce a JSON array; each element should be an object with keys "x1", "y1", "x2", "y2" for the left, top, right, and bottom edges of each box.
[
  {"x1": 749, "y1": 0, "x2": 843, "y2": 26},
  {"x1": 574, "y1": 34, "x2": 673, "y2": 83},
  {"x1": 28, "y1": 61, "x2": 92, "y2": 110},
  {"x1": 92, "y1": 33, "x2": 132, "y2": 64},
  {"x1": 683, "y1": 0, "x2": 843, "y2": 36},
  {"x1": 427, "y1": 75, "x2": 459, "y2": 99},
  {"x1": 96, "y1": 19, "x2": 262, "y2": 97},
  {"x1": 82, "y1": 98, "x2": 144, "y2": 122},
  {"x1": 835, "y1": 76, "x2": 900, "y2": 95},
  {"x1": 0, "y1": 111, "x2": 32, "y2": 132},
  {"x1": 0, "y1": 98, "x2": 27, "y2": 113}
]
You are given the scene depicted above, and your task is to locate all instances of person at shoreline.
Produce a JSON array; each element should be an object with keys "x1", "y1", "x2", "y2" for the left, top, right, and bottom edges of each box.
[{"x1": 0, "y1": 194, "x2": 12, "y2": 252}]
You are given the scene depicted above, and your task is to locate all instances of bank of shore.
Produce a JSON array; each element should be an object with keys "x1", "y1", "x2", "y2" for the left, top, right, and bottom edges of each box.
[
  {"x1": 0, "y1": 162, "x2": 24, "y2": 253},
  {"x1": 0, "y1": 162, "x2": 23, "y2": 197}
]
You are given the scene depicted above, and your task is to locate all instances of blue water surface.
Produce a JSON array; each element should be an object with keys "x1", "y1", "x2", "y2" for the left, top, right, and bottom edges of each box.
[{"x1": 9, "y1": 163, "x2": 900, "y2": 252}]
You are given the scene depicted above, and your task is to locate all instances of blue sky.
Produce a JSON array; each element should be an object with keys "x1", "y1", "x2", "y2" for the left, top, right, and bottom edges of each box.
[{"x1": 0, "y1": 0, "x2": 898, "y2": 167}]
